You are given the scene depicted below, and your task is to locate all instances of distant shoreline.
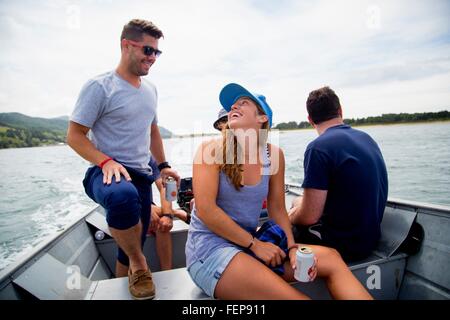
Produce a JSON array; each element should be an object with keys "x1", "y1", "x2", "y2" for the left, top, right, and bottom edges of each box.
[
  {"x1": 274, "y1": 110, "x2": 450, "y2": 131},
  {"x1": 1, "y1": 119, "x2": 449, "y2": 149},
  {"x1": 280, "y1": 119, "x2": 450, "y2": 132},
  {"x1": 170, "y1": 119, "x2": 450, "y2": 137},
  {"x1": 172, "y1": 132, "x2": 219, "y2": 139},
  {"x1": 350, "y1": 119, "x2": 450, "y2": 128}
]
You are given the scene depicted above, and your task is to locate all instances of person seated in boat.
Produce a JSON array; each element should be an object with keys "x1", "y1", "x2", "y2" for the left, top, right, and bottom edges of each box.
[
  {"x1": 146, "y1": 157, "x2": 190, "y2": 270},
  {"x1": 213, "y1": 107, "x2": 229, "y2": 131},
  {"x1": 288, "y1": 86, "x2": 388, "y2": 262},
  {"x1": 192, "y1": 107, "x2": 269, "y2": 219},
  {"x1": 185, "y1": 83, "x2": 372, "y2": 299}
]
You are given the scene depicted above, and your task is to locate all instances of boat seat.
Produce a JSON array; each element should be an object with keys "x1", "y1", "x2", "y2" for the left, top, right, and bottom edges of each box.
[
  {"x1": 87, "y1": 250, "x2": 408, "y2": 300},
  {"x1": 291, "y1": 251, "x2": 408, "y2": 300},
  {"x1": 46, "y1": 215, "x2": 112, "y2": 280},
  {"x1": 302, "y1": 204, "x2": 418, "y2": 300},
  {"x1": 297, "y1": 205, "x2": 417, "y2": 299},
  {"x1": 12, "y1": 251, "x2": 207, "y2": 300},
  {"x1": 12, "y1": 253, "x2": 92, "y2": 300},
  {"x1": 374, "y1": 205, "x2": 417, "y2": 258},
  {"x1": 14, "y1": 251, "x2": 406, "y2": 300},
  {"x1": 86, "y1": 267, "x2": 210, "y2": 300}
]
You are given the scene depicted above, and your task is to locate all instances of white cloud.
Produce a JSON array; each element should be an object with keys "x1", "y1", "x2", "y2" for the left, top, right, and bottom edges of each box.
[{"x1": 0, "y1": 0, "x2": 449, "y2": 134}]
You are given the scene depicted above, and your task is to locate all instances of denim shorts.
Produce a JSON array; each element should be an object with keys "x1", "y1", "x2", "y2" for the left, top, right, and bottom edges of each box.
[{"x1": 187, "y1": 246, "x2": 242, "y2": 298}]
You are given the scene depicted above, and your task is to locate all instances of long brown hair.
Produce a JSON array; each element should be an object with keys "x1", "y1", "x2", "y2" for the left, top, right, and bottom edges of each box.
[{"x1": 219, "y1": 103, "x2": 270, "y2": 190}]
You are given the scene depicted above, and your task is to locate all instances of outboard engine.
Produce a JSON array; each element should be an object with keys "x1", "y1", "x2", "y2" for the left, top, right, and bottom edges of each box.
[{"x1": 177, "y1": 177, "x2": 194, "y2": 217}]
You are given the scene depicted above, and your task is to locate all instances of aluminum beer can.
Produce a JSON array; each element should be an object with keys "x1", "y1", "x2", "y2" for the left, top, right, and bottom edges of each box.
[
  {"x1": 294, "y1": 246, "x2": 315, "y2": 282},
  {"x1": 165, "y1": 177, "x2": 177, "y2": 202}
]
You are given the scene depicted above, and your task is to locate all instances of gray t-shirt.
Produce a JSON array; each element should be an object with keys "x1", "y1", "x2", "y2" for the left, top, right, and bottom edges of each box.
[{"x1": 70, "y1": 71, "x2": 158, "y2": 170}]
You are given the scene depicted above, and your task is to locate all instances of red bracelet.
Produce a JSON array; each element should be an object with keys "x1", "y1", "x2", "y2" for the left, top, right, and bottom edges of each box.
[{"x1": 99, "y1": 157, "x2": 113, "y2": 169}]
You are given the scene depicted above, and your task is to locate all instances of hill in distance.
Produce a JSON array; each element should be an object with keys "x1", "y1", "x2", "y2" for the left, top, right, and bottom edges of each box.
[{"x1": 0, "y1": 112, "x2": 173, "y2": 149}]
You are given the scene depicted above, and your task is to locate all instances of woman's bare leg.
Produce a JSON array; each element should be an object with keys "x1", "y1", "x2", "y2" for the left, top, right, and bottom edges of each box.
[
  {"x1": 214, "y1": 252, "x2": 310, "y2": 300},
  {"x1": 282, "y1": 245, "x2": 373, "y2": 300}
]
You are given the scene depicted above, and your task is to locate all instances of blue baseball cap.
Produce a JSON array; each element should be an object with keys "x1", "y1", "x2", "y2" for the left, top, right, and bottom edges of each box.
[{"x1": 219, "y1": 83, "x2": 273, "y2": 127}]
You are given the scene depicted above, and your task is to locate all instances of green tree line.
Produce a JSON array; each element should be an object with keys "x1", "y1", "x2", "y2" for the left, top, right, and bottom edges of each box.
[
  {"x1": 274, "y1": 110, "x2": 450, "y2": 130},
  {"x1": 0, "y1": 112, "x2": 173, "y2": 149},
  {"x1": 0, "y1": 126, "x2": 65, "y2": 149}
]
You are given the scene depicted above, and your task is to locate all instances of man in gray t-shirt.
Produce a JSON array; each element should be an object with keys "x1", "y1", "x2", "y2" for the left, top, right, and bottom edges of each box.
[{"x1": 67, "y1": 19, "x2": 179, "y2": 300}]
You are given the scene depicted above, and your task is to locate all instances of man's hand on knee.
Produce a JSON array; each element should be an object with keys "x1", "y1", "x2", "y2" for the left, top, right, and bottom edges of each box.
[{"x1": 102, "y1": 160, "x2": 132, "y2": 185}]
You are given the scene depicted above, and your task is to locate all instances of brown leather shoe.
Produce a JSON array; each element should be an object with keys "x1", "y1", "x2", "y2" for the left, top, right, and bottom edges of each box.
[{"x1": 128, "y1": 269, "x2": 156, "y2": 300}]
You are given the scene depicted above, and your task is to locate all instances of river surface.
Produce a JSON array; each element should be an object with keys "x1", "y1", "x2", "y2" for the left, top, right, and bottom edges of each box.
[{"x1": 1, "y1": 122, "x2": 449, "y2": 271}]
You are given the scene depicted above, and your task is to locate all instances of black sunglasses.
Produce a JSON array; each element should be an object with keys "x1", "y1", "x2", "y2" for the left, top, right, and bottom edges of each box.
[{"x1": 127, "y1": 40, "x2": 162, "y2": 57}]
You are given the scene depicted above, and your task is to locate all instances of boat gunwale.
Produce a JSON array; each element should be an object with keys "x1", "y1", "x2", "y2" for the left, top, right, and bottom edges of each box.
[
  {"x1": 0, "y1": 206, "x2": 96, "y2": 286},
  {"x1": 285, "y1": 183, "x2": 450, "y2": 214}
]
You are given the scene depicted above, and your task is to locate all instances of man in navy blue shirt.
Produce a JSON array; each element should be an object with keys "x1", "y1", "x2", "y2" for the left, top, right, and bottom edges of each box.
[{"x1": 289, "y1": 87, "x2": 388, "y2": 261}]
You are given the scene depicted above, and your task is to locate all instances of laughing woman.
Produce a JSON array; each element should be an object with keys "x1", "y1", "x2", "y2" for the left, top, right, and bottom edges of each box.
[{"x1": 185, "y1": 83, "x2": 372, "y2": 300}]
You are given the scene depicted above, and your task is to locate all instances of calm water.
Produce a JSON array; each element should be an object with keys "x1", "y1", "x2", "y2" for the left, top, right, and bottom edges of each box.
[{"x1": 1, "y1": 122, "x2": 449, "y2": 271}]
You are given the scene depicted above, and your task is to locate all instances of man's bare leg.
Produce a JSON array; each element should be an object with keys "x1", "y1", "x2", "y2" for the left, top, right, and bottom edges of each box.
[
  {"x1": 110, "y1": 222, "x2": 148, "y2": 274},
  {"x1": 155, "y1": 230, "x2": 172, "y2": 270},
  {"x1": 116, "y1": 260, "x2": 129, "y2": 278}
]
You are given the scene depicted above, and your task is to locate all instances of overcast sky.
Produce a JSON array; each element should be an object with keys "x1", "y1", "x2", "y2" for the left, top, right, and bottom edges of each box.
[{"x1": 0, "y1": 0, "x2": 449, "y2": 134}]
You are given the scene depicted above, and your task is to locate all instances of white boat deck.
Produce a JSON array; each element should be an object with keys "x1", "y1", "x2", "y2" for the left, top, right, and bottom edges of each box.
[{"x1": 86, "y1": 268, "x2": 209, "y2": 300}]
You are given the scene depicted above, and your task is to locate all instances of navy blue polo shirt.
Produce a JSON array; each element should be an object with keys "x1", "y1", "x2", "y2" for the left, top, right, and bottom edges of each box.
[{"x1": 302, "y1": 124, "x2": 388, "y2": 260}]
